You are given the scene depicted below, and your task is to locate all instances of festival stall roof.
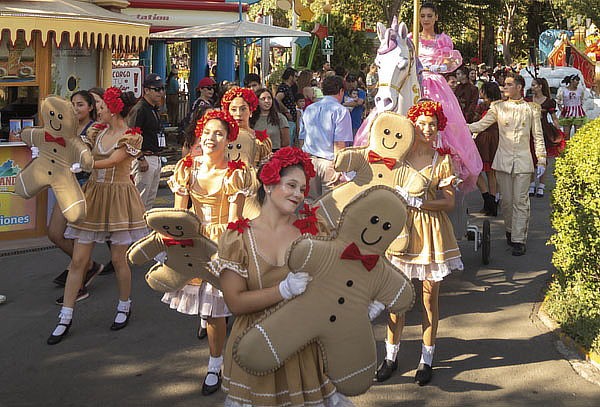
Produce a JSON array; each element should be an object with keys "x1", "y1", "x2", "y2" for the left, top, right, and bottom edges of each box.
[
  {"x1": 0, "y1": 0, "x2": 150, "y2": 51},
  {"x1": 548, "y1": 35, "x2": 596, "y2": 89},
  {"x1": 149, "y1": 20, "x2": 311, "y2": 40}
]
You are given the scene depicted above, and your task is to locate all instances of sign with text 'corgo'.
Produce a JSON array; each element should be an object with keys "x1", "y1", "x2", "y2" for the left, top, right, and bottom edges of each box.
[
  {"x1": 322, "y1": 36, "x2": 334, "y2": 55},
  {"x1": 112, "y1": 67, "x2": 144, "y2": 98}
]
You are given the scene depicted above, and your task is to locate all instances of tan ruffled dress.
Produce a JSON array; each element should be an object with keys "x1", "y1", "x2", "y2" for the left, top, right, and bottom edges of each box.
[
  {"x1": 64, "y1": 125, "x2": 147, "y2": 245},
  {"x1": 162, "y1": 155, "x2": 249, "y2": 317},
  {"x1": 210, "y1": 218, "x2": 353, "y2": 407},
  {"x1": 388, "y1": 152, "x2": 463, "y2": 282}
]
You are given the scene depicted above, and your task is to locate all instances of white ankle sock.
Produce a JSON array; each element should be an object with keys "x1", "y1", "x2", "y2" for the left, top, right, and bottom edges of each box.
[
  {"x1": 115, "y1": 299, "x2": 131, "y2": 323},
  {"x1": 419, "y1": 343, "x2": 435, "y2": 366},
  {"x1": 538, "y1": 183, "x2": 545, "y2": 189},
  {"x1": 52, "y1": 307, "x2": 73, "y2": 336},
  {"x1": 495, "y1": 192, "x2": 501, "y2": 202},
  {"x1": 200, "y1": 317, "x2": 207, "y2": 329},
  {"x1": 205, "y1": 356, "x2": 223, "y2": 386},
  {"x1": 385, "y1": 341, "x2": 400, "y2": 362}
]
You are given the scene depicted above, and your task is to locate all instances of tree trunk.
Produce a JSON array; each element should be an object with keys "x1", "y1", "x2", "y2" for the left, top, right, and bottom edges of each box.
[
  {"x1": 502, "y1": 2, "x2": 516, "y2": 65},
  {"x1": 483, "y1": 23, "x2": 496, "y2": 67},
  {"x1": 386, "y1": 0, "x2": 405, "y2": 25}
]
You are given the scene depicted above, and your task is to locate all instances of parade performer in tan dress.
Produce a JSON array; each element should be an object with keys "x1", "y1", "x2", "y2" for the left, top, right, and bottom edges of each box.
[
  {"x1": 221, "y1": 87, "x2": 272, "y2": 167},
  {"x1": 213, "y1": 147, "x2": 353, "y2": 407},
  {"x1": 163, "y1": 109, "x2": 248, "y2": 395},
  {"x1": 48, "y1": 88, "x2": 146, "y2": 345},
  {"x1": 376, "y1": 101, "x2": 463, "y2": 386}
]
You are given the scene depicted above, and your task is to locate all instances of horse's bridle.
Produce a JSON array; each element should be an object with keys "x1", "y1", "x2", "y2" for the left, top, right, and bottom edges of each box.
[{"x1": 377, "y1": 46, "x2": 415, "y2": 94}]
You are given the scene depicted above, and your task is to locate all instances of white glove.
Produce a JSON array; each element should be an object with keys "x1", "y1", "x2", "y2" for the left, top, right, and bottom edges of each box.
[
  {"x1": 279, "y1": 272, "x2": 311, "y2": 300},
  {"x1": 30, "y1": 146, "x2": 39, "y2": 158},
  {"x1": 70, "y1": 163, "x2": 82, "y2": 173},
  {"x1": 368, "y1": 300, "x2": 385, "y2": 321},
  {"x1": 536, "y1": 165, "x2": 545, "y2": 179}
]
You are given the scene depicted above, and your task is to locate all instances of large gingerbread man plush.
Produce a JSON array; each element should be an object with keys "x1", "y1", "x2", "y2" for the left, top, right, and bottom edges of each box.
[
  {"x1": 225, "y1": 128, "x2": 263, "y2": 219},
  {"x1": 234, "y1": 185, "x2": 416, "y2": 396},
  {"x1": 316, "y1": 111, "x2": 426, "y2": 255},
  {"x1": 127, "y1": 208, "x2": 219, "y2": 292},
  {"x1": 16, "y1": 96, "x2": 94, "y2": 223}
]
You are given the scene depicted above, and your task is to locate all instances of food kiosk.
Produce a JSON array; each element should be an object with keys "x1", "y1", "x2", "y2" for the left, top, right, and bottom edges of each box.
[{"x1": 0, "y1": 0, "x2": 149, "y2": 241}]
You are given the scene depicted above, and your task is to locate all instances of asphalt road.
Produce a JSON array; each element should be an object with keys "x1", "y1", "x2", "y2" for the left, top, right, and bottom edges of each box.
[{"x1": 1, "y1": 174, "x2": 599, "y2": 407}]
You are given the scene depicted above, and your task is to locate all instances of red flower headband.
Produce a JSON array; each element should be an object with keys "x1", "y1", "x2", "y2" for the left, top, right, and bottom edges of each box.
[
  {"x1": 407, "y1": 101, "x2": 448, "y2": 131},
  {"x1": 221, "y1": 87, "x2": 259, "y2": 113},
  {"x1": 259, "y1": 147, "x2": 316, "y2": 197},
  {"x1": 103, "y1": 87, "x2": 125, "y2": 115},
  {"x1": 194, "y1": 109, "x2": 239, "y2": 142}
]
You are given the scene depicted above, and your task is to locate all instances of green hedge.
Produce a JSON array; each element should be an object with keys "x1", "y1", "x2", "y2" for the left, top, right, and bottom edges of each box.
[{"x1": 546, "y1": 117, "x2": 600, "y2": 355}]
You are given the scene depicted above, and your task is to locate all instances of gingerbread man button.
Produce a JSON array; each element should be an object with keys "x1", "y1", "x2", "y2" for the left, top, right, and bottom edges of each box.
[
  {"x1": 234, "y1": 186, "x2": 416, "y2": 396},
  {"x1": 316, "y1": 111, "x2": 427, "y2": 254},
  {"x1": 127, "y1": 208, "x2": 219, "y2": 292},
  {"x1": 16, "y1": 96, "x2": 94, "y2": 223}
]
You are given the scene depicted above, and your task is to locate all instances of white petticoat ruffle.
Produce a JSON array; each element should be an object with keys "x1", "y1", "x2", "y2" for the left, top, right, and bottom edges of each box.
[
  {"x1": 389, "y1": 256, "x2": 464, "y2": 282},
  {"x1": 64, "y1": 226, "x2": 148, "y2": 246},
  {"x1": 161, "y1": 281, "x2": 231, "y2": 318},
  {"x1": 224, "y1": 391, "x2": 354, "y2": 407}
]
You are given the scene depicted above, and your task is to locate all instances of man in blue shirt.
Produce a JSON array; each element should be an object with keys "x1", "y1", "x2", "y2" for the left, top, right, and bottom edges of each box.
[
  {"x1": 299, "y1": 75, "x2": 353, "y2": 200},
  {"x1": 343, "y1": 73, "x2": 366, "y2": 136}
]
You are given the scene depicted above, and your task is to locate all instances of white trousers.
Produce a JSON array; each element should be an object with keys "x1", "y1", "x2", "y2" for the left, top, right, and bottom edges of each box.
[
  {"x1": 132, "y1": 155, "x2": 161, "y2": 211},
  {"x1": 496, "y1": 170, "x2": 532, "y2": 244}
]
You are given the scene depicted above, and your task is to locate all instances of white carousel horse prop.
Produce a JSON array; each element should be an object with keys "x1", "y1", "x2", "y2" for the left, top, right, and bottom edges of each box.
[{"x1": 354, "y1": 17, "x2": 421, "y2": 146}]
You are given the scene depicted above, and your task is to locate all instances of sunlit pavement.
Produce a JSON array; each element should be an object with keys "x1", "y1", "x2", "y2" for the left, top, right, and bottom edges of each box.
[{"x1": 1, "y1": 167, "x2": 599, "y2": 406}]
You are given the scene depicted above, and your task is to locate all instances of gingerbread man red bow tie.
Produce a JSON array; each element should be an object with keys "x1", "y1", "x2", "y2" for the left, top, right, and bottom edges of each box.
[
  {"x1": 45, "y1": 132, "x2": 66, "y2": 147},
  {"x1": 340, "y1": 242, "x2": 379, "y2": 271},
  {"x1": 367, "y1": 150, "x2": 397, "y2": 170},
  {"x1": 163, "y1": 238, "x2": 194, "y2": 247}
]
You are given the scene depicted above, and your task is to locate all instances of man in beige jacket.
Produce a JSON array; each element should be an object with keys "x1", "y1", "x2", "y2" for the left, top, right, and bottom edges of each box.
[{"x1": 468, "y1": 72, "x2": 546, "y2": 256}]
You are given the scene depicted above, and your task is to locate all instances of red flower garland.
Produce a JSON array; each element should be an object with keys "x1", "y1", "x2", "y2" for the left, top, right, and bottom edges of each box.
[
  {"x1": 293, "y1": 217, "x2": 319, "y2": 236},
  {"x1": 407, "y1": 101, "x2": 448, "y2": 131},
  {"x1": 103, "y1": 87, "x2": 125, "y2": 114},
  {"x1": 227, "y1": 218, "x2": 251, "y2": 234},
  {"x1": 254, "y1": 129, "x2": 269, "y2": 142},
  {"x1": 226, "y1": 159, "x2": 246, "y2": 177},
  {"x1": 299, "y1": 203, "x2": 319, "y2": 217},
  {"x1": 221, "y1": 87, "x2": 259, "y2": 113},
  {"x1": 194, "y1": 109, "x2": 239, "y2": 142},
  {"x1": 125, "y1": 127, "x2": 142, "y2": 136},
  {"x1": 182, "y1": 154, "x2": 194, "y2": 168},
  {"x1": 435, "y1": 147, "x2": 453, "y2": 156},
  {"x1": 259, "y1": 147, "x2": 316, "y2": 197}
]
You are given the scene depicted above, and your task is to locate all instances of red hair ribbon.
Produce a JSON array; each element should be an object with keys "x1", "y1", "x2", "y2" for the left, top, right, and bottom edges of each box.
[
  {"x1": 259, "y1": 147, "x2": 316, "y2": 197},
  {"x1": 194, "y1": 109, "x2": 239, "y2": 142}
]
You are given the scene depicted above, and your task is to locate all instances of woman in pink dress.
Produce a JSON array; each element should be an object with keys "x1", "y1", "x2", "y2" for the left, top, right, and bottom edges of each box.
[{"x1": 409, "y1": 2, "x2": 482, "y2": 190}]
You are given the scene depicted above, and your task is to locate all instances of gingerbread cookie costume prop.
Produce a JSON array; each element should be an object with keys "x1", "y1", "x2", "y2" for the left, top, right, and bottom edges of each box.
[
  {"x1": 127, "y1": 208, "x2": 219, "y2": 292},
  {"x1": 316, "y1": 111, "x2": 425, "y2": 254},
  {"x1": 234, "y1": 185, "x2": 415, "y2": 396},
  {"x1": 16, "y1": 96, "x2": 93, "y2": 223}
]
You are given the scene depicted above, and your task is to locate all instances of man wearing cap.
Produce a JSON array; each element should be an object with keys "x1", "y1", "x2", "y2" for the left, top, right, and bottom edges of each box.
[{"x1": 129, "y1": 73, "x2": 165, "y2": 211}]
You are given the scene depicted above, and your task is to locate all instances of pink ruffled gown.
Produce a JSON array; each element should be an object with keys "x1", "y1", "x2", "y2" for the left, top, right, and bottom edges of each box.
[{"x1": 410, "y1": 33, "x2": 482, "y2": 190}]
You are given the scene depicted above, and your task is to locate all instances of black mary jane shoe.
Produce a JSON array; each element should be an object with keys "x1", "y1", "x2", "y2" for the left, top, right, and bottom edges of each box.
[
  {"x1": 506, "y1": 232, "x2": 515, "y2": 247},
  {"x1": 414, "y1": 363, "x2": 433, "y2": 386},
  {"x1": 201, "y1": 371, "x2": 222, "y2": 396},
  {"x1": 110, "y1": 309, "x2": 131, "y2": 331},
  {"x1": 374, "y1": 358, "x2": 398, "y2": 382},
  {"x1": 47, "y1": 322, "x2": 72, "y2": 345}
]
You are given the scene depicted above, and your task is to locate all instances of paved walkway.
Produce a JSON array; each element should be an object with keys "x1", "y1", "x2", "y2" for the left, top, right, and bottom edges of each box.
[{"x1": 1, "y1": 173, "x2": 599, "y2": 406}]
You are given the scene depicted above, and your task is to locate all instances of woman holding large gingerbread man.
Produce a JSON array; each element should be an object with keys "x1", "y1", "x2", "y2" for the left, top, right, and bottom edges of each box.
[
  {"x1": 376, "y1": 101, "x2": 463, "y2": 386},
  {"x1": 163, "y1": 109, "x2": 246, "y2": 395},
  {"x1": 221, "y1": 87, "x2": 272, "y2": 167},
  {"x1": 215, "y1": 147, "x2": 353, "y2": 407},
  {"x1": 48, "y1": 88, "x2": 146, "y2": 345}
]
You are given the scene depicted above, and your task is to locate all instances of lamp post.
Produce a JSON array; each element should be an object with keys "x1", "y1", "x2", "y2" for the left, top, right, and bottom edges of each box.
[{"x1": 413, "y1": 0, "x2": 420, "y2": 55}]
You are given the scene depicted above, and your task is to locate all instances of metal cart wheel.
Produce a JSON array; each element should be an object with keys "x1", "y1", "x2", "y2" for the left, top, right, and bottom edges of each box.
[{"x1": 482, "y1": 220, "x2": 491, "y2": 265}]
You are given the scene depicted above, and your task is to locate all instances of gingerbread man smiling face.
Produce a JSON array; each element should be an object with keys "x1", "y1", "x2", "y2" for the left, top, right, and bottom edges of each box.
[
  {"x1": 234, "y1": 186, "x2": 415, "y2": 396},
  {"x1": 127, "y1": 208, "x2": 219, "y2": 292}
]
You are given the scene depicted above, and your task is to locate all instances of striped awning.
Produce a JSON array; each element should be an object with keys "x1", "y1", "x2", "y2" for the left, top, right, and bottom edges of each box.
[{"x1": 0, "y1": 0, "x2": 150, "y2": 51}]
